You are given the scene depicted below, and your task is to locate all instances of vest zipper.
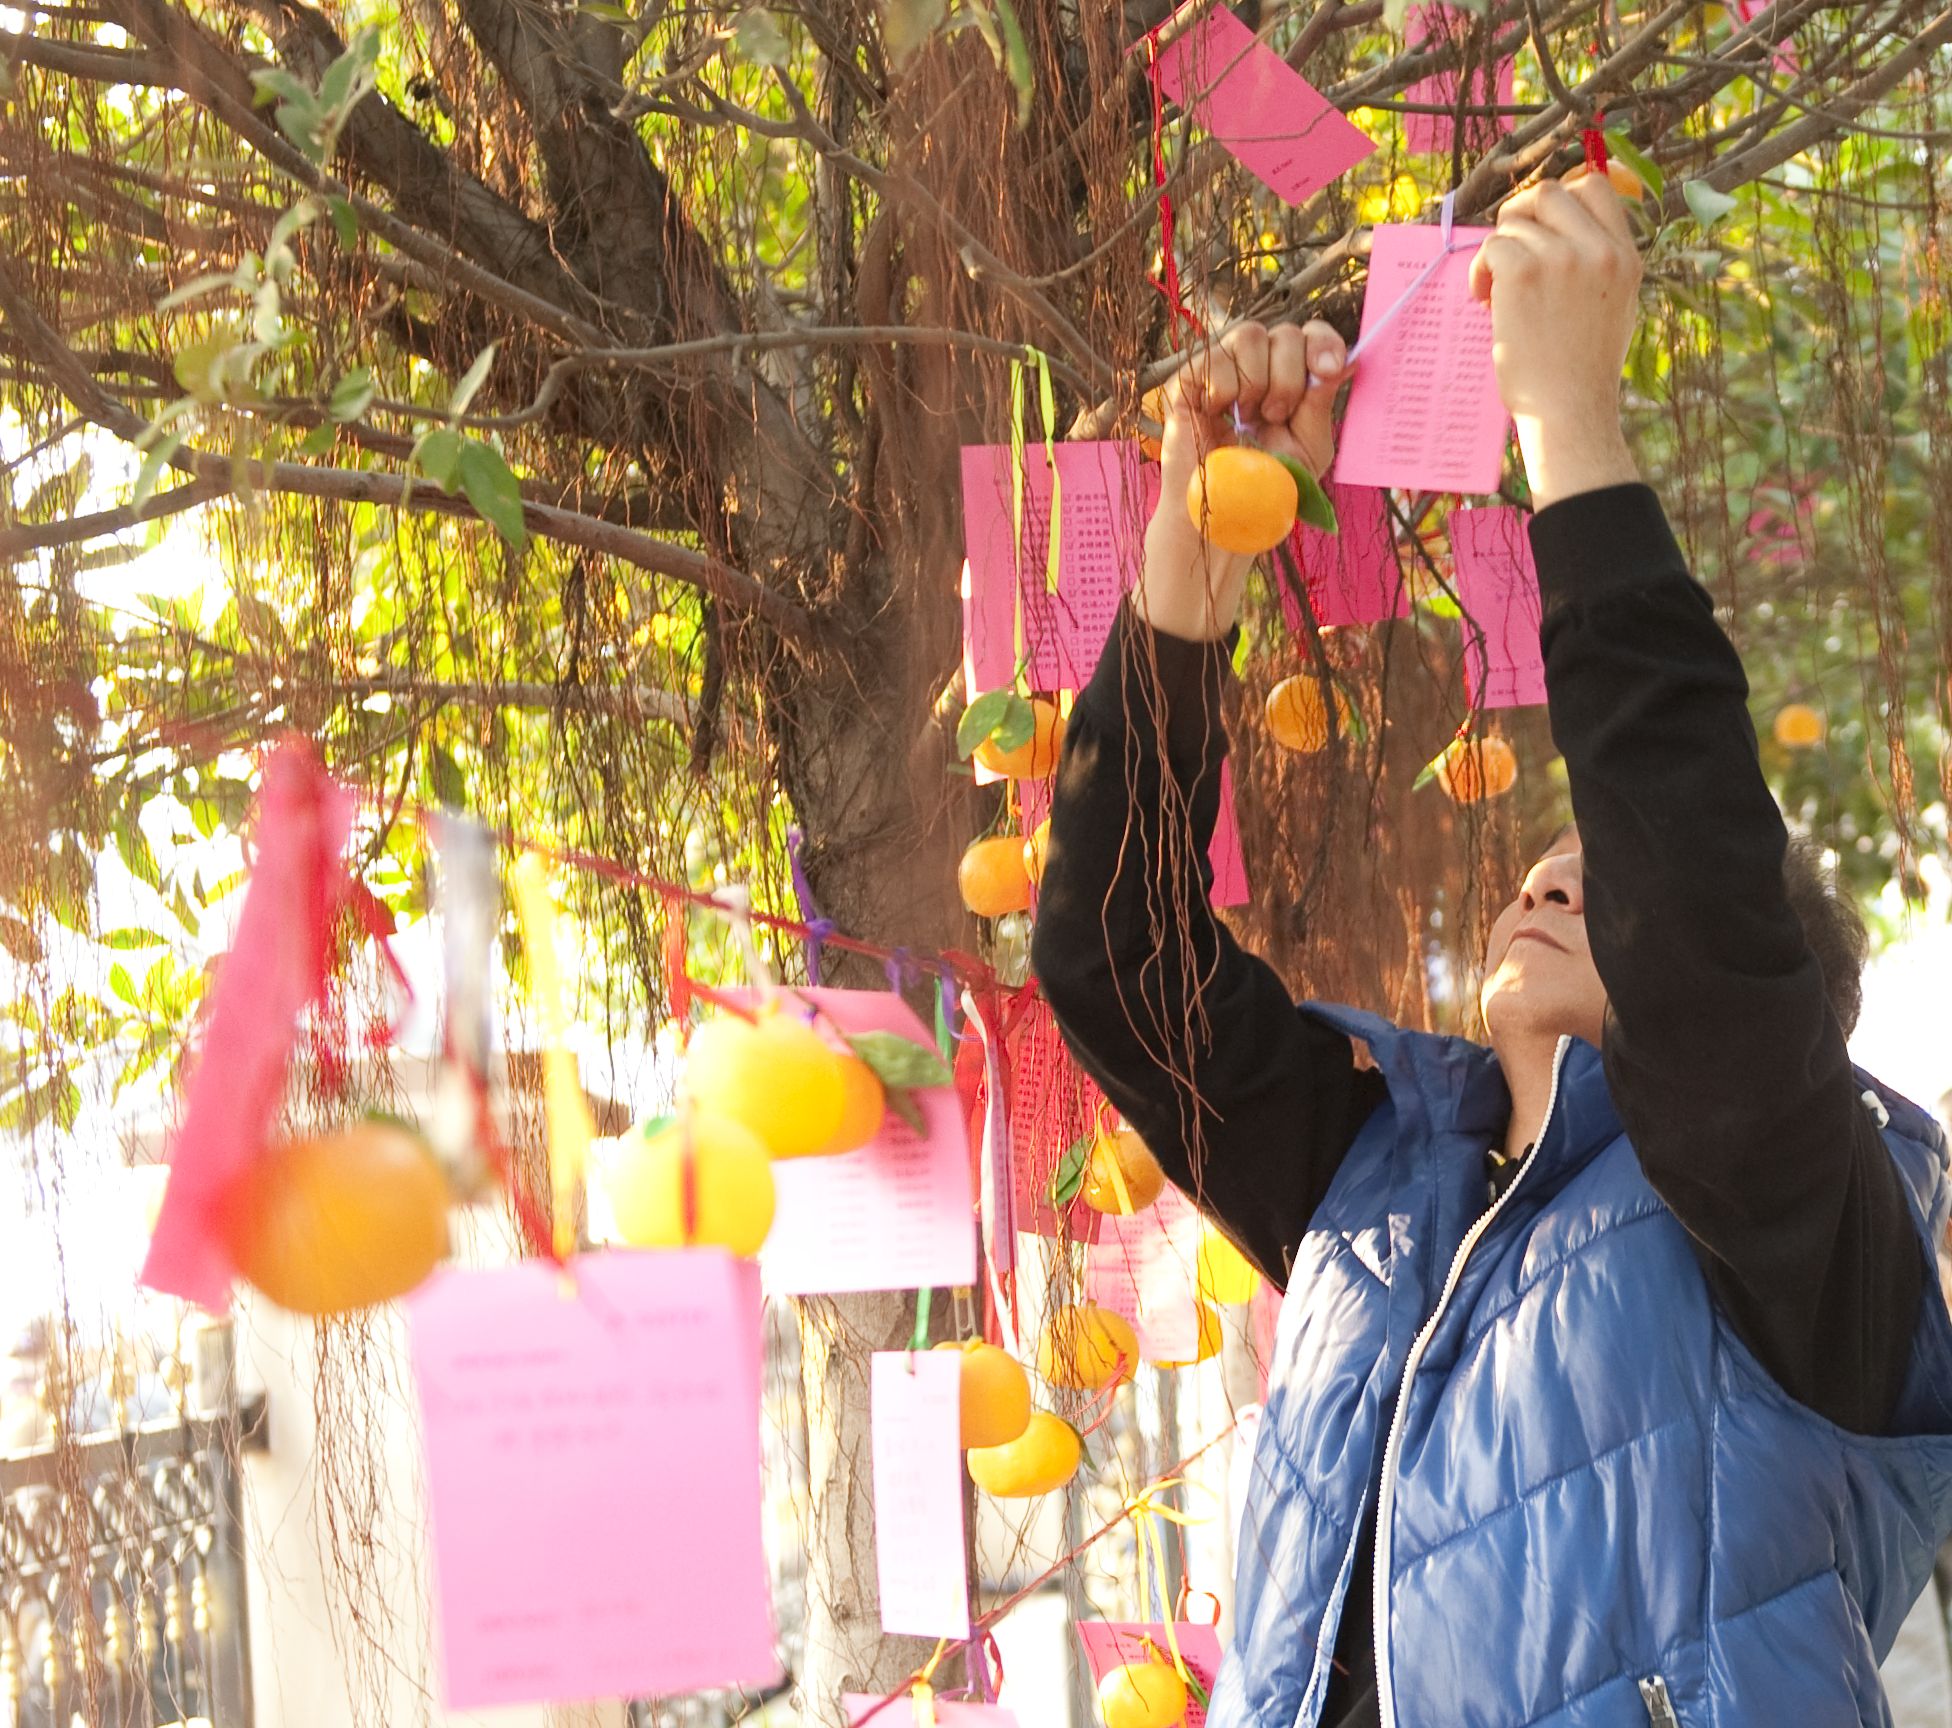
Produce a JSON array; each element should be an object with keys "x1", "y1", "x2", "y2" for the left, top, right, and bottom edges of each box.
[
  {"x1": 1639, "y1": 1675, "x2": 1680, "y2": 1727},
  {"x1": 1371, "y1": 1036, "x2": 1571, "y2": 1728}
]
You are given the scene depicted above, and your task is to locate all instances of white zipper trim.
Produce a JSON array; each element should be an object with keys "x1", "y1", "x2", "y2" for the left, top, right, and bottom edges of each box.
[{"x1": 1372, "y1": 1036, "x2": 1571, "y2": 1728}]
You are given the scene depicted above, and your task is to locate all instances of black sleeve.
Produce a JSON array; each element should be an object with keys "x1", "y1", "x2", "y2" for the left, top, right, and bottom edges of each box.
[
  {"x1": 1028, "y1": 603, "x2": 1387, "y2": 1287},
  {"x1": 1534, "y1": 484, "x2": 1921, "y2": 1435}
]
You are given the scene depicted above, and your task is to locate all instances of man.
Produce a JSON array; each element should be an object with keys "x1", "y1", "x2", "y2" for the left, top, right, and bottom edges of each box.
[{"x1": 1033, "y1": 175, "x2": 1952, "y2": 1727}]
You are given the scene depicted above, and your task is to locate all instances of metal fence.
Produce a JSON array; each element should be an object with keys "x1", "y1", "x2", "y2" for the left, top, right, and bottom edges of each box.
[{"x1": 0, "y1": 1328, "x2": 260, "y2": 1728}]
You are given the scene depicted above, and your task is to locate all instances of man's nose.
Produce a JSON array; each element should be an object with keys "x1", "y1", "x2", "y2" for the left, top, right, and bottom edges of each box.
[{"x1": 1518, "y1": 852, "x2": 1585, "y2": 914}]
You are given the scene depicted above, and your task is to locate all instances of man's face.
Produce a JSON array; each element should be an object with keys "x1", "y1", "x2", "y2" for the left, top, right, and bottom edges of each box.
[{"x1": 1480, "y1": 828, "x2": 1608, "y2": 1049}]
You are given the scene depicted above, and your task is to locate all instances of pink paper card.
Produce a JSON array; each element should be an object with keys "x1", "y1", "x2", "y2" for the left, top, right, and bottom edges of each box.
[
  {"x1": 1281, "y1": 484, "x2": 1408, "y2": 630},
  {"x1": 1402, "y1": 5, "x2": 1514, "y2": 158},
  {"x1": 1208, "y1": 758, "x2": 1249, "y2": 908},
  {"x1": 1007, "y1": 1000, "x2": 1104, "y2": 1242},
  {"x1": 844, "y1": 1698, "x2": 1021, "y2": 1727},
  {"x1": 1449, "y1": 506, "x2": 1545, "y2": 709},
  {"x1": 1731, "y1": 0, "x2": 1799, "y2": 76},
  {"x1": 1153, "y1": 4, "x2": 1376, "y2": 206},
  {"x1": 1333, "y1": 223, "x2": 1509, "y2": 497},
  {"x1": 1022, "y1": 730, "x2": 1246, "y2": 909},
  {"x1": 1085, "y1": 1184, "x2": 1204, "y2": 1363},
  {"x1": 961, "y1": 442, "x2": 1144, "y2": 698},
  {"x1": 760, "y1": 988, "x2": 978, "y2": 1296},
  {"x1": 869, "y1": 1352, "x2": 971, "y2": 1639},
  {"x1": 406, "y1": 1251, "x2": 778, "y2": 1710},
  {"x1": 1076, "y1": 1622, "x2": 1226, "y2": 1728}
]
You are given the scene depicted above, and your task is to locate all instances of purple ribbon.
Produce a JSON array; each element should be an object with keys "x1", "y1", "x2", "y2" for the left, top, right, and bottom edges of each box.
[{"x1": 785, "y1": 825, "x2": 836, "y2": 985}]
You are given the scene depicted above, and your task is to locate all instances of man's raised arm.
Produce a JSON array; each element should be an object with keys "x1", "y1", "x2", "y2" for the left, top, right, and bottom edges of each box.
[
  {"x1": 1030, "y1": 323, "x2": 1386, "y2": 1286},
  {"x1": 1474, "y1": 177, "x2": 1924, "y2": 1432}
]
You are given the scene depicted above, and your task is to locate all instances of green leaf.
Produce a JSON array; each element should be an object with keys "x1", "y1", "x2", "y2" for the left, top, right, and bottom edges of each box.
[
  {"x1": 1603, "y1": 131, "x2": 1664, "y2": 201},
  {"x1": 109, "y1": 962, "x2": 139, "y2": 1008},
  {"x1": 298, "y1": 422, "x2": 338, "y2": 457},
  {"x1": 430, "y1": 742, "x2": 466, "y2": 808},
  {"x1": 447, "y1": 344, "x2": 497, "y2": 420},
  {"x1": 327, "y1": 195, "x2": 359, "y2": 249},
  {"x1": 115, "y1": 819, "x2": 161, "y2": 890},
  {"x1": 990, "y1": 0, "x2": 1034, "y2": 127},
  {"x1": 883, "y1": 0, "x2": 947, "y2": 62},
  {"x1": 456, "y1": 439, "x2": 528, "y2": 549},
  {"x1": 1271, "y1": 453, "x2": 1337, "y2": 534},
  {"x1": 329, "y1": 368, "x2": 375, "y2": 422},
  {"x1": 885, "y1": 1086, "x2": 927, "y2": 1136},
  {"x1": 131, "y1": 433, "x2": 183, "y2": 513},
  {"x1": 1683, "y1": 179, "x2": 1739, "y2": 228},
  {"x1": 414, "y1": 426, "x2": 464, "y2": 490},
  {"x1": 956, "y1": 688, "x2": 1035, "y2": 759},
  {"x1": 102, "y1": 927, "x2": 167, "y2": 951},
  {"x1": 1048, "y1": 1132, "x2": 1092, "y2": 1209},
  {"x1": 734, "y1": 7, "x2": 790, "y2": 65},
  {"x1": 845, "y1": 1030, "x2": 954, "y2": 1091}
]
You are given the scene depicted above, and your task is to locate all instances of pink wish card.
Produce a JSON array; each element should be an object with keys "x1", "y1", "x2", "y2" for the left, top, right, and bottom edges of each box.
[
  {"x1": 1152, "y1": 4, "x2": 1376, "y2": 206},
  {"x1": 1333, "y1": 223, "x2": 1509, "y2": 497},
  {"x1": 406, "y1": 1251, "x2": 777, "y2": 1710},
  {"x1": 1018, "y1": 718, "x2": 1245, "y2": 910},
  {"x1": 961, "y1": 442, "x2": 1144, "y2": 698},
  {"x1": 1450, "y1": 506, "x2": 1545, "y2": 709},
  {"x1": 1731, "y1": 0, "x2": 1799, "y2": 76},
  {"x1": 869, "y1": 1352, "x2": 971, "y2": 1639},
  {"x1": 1007, "y1": 999, "x2": 1104, "y2": 1242},
  {"x1": 1076, "y1": 1622, "x2": 1225, "y2": 1728},
  {"x1": 1085, "y1": 1184, "x2": 1204, "y2": 1363},
  {"x1": 1208, "y1": 758, "x2": 1249, "y2": 908},
  {"x1": 1281, "y1": 484, "x2": 1408, "y2": 630},
  {"x1": 845, "y1": 1699, "x2": 1021, "y2": 1727},
  {"x1": 1403, "y1": 5, "x2": 1515, "y2": 158},
  {"x1": 760, "y1": 988, "x2": 977, "y2": 1297}
]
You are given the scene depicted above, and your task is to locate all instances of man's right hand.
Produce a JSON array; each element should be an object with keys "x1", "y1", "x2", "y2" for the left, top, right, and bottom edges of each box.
[{"x1": 1135, "y1": 319, "x2": 1348, "y2": 643}]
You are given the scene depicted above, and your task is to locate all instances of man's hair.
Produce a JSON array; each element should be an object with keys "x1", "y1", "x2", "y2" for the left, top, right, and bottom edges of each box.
[{"x1": 1781, "y1": 836, "x2": 1868, "y2": 1038}]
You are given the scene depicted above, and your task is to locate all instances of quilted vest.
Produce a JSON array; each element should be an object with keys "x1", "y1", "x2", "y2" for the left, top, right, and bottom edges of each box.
[{"x1": 1213, "y1": 1005, "x2": 1952, "y2": 1728}]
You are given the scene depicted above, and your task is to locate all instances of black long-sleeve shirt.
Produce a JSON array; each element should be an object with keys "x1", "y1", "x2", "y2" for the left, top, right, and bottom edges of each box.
[{"x1": 1030, "y1": 484, "x2": 1922, "y2": 1728}]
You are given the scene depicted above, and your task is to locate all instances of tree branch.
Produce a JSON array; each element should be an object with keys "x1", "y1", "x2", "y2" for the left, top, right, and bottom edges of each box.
[
  {"x1": 0, "y1": 253, "x2": 820, "y2": 643},
  {"x1": 0, "y1": 479, "x2": 226, "y2": 559}
]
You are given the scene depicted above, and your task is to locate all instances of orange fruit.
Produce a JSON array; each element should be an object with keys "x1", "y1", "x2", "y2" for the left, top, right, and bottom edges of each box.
[
  {"x1": 683, "y1": 1006, "x2": 845, "y2": 1158},
  {"x1": 934, "y1": 1339, "x2": 1033, "y2": 1447},
  {"x1": 1037, "y1": 1303, "x2": 1138, "y2": 1391},
  {"x1": 602, "y1": 1111, "x2": 776, "y2": 1256},
  {"x1": 1023, "y1": 818, "x2": 1053, "y2": 887},
  {"x1": 1151, "y1": 1303, "x2": 1224, "y2": 1369},
  {"x1": 1138, "y1": 384, "x2": 1170, "y2": 461},
  {"x1": 1186, "y1": 445, "x2": 1300, "y2": 556},
  {"x1": 967, "y1": 1409, "x2": 1082, "y2": 1497},
  {"x1": 1773, "y1": 703, "x2": 1827, "y2": 749},
  {"x1": 1264, "y1": 675, "x2": 1354, "y2": 754},
  {"x1": 1434, "y1": 735, "x2": 1518, "y2": 804},
  {"x1": 808, "y1": 1053, "x2": 886, "y2": 1156},
  {"x1": 960, "y1": 834, "x2": 1034, "y2": 918},
  {"x1": 973, "y1": 698, "x2": 1067, "y2": 779},
  {"x1": 221, "y1": 1119, "x2": 449, "y2": 1317},
  {"x1": 1097, "y1": 1658, "x2": 1189, "y2": 1728},
  {"x1": 1196, "y1": 1228, "x2": 1261, "y2": 1305},
  {"x1": 1565, "y1": 159, "x2": 1647, "y2": 204},
  {"x1": 1079, "y1": 1126, "x2": 1167, "y2": 1215}
]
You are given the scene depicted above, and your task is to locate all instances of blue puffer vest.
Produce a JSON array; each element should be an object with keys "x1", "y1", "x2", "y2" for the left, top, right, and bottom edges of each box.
[{"x1": 1214, "y1": 1004, "x2": 1952, "y2": 1728}]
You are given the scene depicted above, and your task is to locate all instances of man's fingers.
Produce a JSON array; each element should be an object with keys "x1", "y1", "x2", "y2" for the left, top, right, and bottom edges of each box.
[
  {"x1": 1219, "y1": 322, "x2": 1272, "y2": 421},
  {"x1": 1260, "y1": 324, "x2": 1312, "y2": 424},
  {"x1": 1561, "y1": 169, "x2": 1639, "y2": 247},
  {"x1": 1470, "y1": 222, "x2": 1553, "y2": 303}
]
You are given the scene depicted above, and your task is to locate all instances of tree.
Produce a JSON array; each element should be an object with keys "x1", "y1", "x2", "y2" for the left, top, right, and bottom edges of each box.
[{"x1": 4, "y1": 0, "x2": 1951, "y2": 1719}]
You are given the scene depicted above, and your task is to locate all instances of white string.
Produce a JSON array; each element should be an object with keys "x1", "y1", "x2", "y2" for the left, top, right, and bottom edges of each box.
[{"x1": 1346, "y1": 190, "x2": 1463, "y2": 368}]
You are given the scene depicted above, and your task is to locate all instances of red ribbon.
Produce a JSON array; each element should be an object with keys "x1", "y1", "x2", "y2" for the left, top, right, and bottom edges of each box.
[
  {"x1": 1582, "y1": 120, "x2": 1609, "y2": 174},
  {"x1": 1146, "y1": 34, "x2": 1205, "y2": 343}
]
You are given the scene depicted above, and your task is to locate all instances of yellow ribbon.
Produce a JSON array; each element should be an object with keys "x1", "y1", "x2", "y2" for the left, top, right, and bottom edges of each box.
[
  {"x1": 510, "y1": 853, "x2": 596, "y2": 1263},
  {"x1": 909, "y1": 1638, "x2": 951, "y2": 1728},
  {"x1": 1123, "y1": 1478, "x2": 1207, "y2": 1682}
]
